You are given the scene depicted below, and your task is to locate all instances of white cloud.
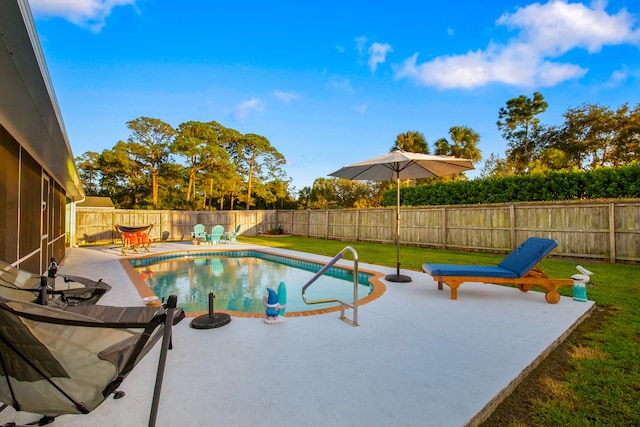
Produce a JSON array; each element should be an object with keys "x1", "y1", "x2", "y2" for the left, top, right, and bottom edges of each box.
[
  {"x1": 273, "y1": 90, "x2": 300, "y2": 103},
  {"x1": 604, "y1": 69, "x2": 628, "y2": 87},
  {"x1": 355, "y1": 36, "x2": 368, "y2": 56},
  {"x1": 327, "y1": 75, "x2": 353, "y2": 92},
  {"x1": 395, "y1": 0, "x2": 640, "y2": 89},
  {"x1": 537, "y1": 60, "x2": 588, "y2": 86},
  {"x1": 497, "y1": 0, "x2": 640, "y2": 55},
  {"x1": 233, "y1": 98, "x2": 265, "y2": 121},
  {"x1": 29, "y1": 0, "x2": 137, "y2": 32},
  {"x1": 368, "y1": 42, "x2": 393, "y2": 72},
  {"x1": 355, "y1": 37, "x2": 393, "y2": 72}
]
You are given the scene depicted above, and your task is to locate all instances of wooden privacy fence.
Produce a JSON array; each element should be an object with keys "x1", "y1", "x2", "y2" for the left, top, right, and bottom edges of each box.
[{"x1": 76, "y1": 199, "x2": 640, "y2": 263}]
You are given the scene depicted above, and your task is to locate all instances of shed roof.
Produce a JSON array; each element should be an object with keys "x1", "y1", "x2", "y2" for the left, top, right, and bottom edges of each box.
[{"x1": 76, "y1": 196, "x2": 115, "y2": 209}]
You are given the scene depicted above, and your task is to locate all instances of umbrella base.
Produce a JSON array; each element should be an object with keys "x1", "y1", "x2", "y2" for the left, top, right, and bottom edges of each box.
[
  {"x1": 190, "y1": 313, "x2": 231, "y2": 329},
  {"x1": 385, "y1": 273, "x2": 412, "y2": 283}
]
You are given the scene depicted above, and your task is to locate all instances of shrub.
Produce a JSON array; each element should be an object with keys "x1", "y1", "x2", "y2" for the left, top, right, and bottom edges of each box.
[{"x1": 386, "y1": 164, "x2": 640, "y2": 206}]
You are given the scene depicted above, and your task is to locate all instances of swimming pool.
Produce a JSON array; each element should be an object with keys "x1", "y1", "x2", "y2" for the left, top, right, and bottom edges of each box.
[{"x1": 128, "y1": 250, "x2": 385, "y2": 316}]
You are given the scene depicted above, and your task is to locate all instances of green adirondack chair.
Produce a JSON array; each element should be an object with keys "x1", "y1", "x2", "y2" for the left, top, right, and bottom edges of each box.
[
  {"x1": 222, "y1": 224, "x2": 241, "y2": 244},
  {"x1": 191, "y1": 224, "x2": 206, "y2": 243},
  {"x1": 206, "y1": 225, "x2": 225, "y2": 245}
]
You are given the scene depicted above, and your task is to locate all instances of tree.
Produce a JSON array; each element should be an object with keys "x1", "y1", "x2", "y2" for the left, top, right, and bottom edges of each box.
[
  {"x1": 435, "y1": 126, "x2": 482, "y2": 160},
  {"x1": 390, "y1": 131, "x2": 430, "y2": 153},
  {"x1": 305, "y1": 178, "x2": 383, "y2": 209},
  {"x1": 497, "y1": 92, "x2": 548, "y2": 173},
  {"x1": 309, "y1": 178, "x2": 334, "y2": 209},
  {"x1": 75, "y1": 152, "x2": 101, "y2": 195},
  {"x1": 434, "y1": 126, "x2": 482, "y2": 182},
  {"x1": 172, "y1": 121, "x2": 229, "y2": 208},
  {"x1": 528, "y1": 148, "x2": 570, "y2": 174},
  {"x1": 98, "y1": 142, "x2": 148, "y2": 207},
  {"x1": 231, "y1": 133, "x2": 286, "y2": 210},
  {"x1": 297, "y1": 186, "x2": 313, "y2": 209},
  {"x1": 558, "y1": 102, "x2": 640, "y2": 170},
  {"x1": 160, "y1": 162, "x2": 189, "y2": 209},
  {"x1": 219, "y1": 172, "x2": 244, "y2": 210},
  {"x1": 125, "y1": 117, "x2": 176, "y2": 209},
  {"x1": 479, "y1": 153, "x2": 516, "y2": 179},
  {"x1": 616, "y1": 103, "x2": 640, "y2": 166},
  {"x1": 528, "y1": 125, "x2": 575, "y2": 172},
  {"x1": 209, "y1": 120, "x2": 243, "y2": 147},
  {"x1": 262, "y1": 179, "x2": 291, "y2": 209}
]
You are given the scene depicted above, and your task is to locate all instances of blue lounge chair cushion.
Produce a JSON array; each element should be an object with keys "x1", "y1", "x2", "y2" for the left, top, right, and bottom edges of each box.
[
  {"x1": 422, "y1": 264, "x2": 519, "y2": 278},
  {"x1": 497, "y1": 238, "x2": 558, "y2": 276},
  {"x1": 422, "y1": 238, "x2": 559, "y2": 279}
]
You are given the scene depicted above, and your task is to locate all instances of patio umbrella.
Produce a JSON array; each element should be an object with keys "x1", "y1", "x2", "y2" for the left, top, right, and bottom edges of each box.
[{"x1": 329, "y1": 150, "x2": 474, "y2": 282}]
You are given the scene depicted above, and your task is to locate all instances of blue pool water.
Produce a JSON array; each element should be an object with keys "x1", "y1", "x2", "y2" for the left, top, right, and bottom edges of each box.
[{"x1": 130, "y1": 251, "x2": 373, "y2": 313}]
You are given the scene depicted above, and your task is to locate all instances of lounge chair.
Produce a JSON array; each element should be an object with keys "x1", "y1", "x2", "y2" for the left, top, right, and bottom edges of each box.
[
  {"x1": 222, "y1": 224, "x2": 241, "y2": 244},
  {"x1": 422, "y1": 237, "x2": 573, "y2": 304},
  {"x1": 0, "y1": 259, "x2": 111, "y2": 306},
  {"x1": 206, "y1": 225, "x2": 225, "y2": 245},
  {"x1": 115, "y1": 225, "x2": 154, "y2": 256},
  {"x1": 136, "y1": 231, "x2": 152, "y2": 252},
  {"x1": 0, "y1": 293, "x2": 184, "y2": 426},
  {"x1": 221, "y1": 224, "x2": 240, "y2": 244},
  {"x1": 121, "y1": 232, "x2": 140, "y2": 256},
  {"x1": 191, "y1": 224, "x2": 206, "y2": 244}
]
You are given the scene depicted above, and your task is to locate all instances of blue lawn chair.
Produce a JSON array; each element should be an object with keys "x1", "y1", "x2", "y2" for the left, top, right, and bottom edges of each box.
[{"x1": 422, "y1": 238, "x2": 573, "y2": 304}]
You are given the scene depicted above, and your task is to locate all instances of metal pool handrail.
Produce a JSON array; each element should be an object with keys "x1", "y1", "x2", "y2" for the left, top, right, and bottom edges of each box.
[{"x1": 301, "y1": 246, "x2": 359, "y2": 327}]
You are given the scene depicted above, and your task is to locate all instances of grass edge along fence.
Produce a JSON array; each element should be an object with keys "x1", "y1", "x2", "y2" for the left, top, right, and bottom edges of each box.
[{"x1": 76, "y1": 199, "x2": 640, "y2": 264}]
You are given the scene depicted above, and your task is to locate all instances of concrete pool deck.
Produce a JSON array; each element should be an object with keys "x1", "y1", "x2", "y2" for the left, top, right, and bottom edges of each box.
[{"x1": 0, "y1": 242, "x2": 595, "y2": 427}]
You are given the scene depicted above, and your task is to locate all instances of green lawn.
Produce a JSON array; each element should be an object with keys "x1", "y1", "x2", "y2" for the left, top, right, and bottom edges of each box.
[{"x1": 239, "y1": 235, "x2": 640, "y2": 426}]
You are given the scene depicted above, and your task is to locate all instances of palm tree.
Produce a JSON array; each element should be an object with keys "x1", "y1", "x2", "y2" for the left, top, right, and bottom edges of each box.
[
  {"x1": 435, "y1": 125, "x2": 482, "y2": 161},
  {"x1": 390, "y1": 131, "x2": 430, "y2": 153},
  {"x1": 434, "y1": 126, "x2": 482, "y2": 181}
]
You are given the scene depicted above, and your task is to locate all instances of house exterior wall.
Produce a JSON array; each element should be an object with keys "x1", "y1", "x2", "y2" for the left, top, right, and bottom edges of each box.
[
  {"x1": 0, "y1": 124, "x2": 67, "y2": 272},
  {"x1": 0, "y1": 1, "x2": 82, "y2": 274}
]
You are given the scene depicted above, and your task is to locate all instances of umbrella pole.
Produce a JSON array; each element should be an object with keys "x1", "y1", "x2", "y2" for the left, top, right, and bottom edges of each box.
[{"x1": 385, "y1": 174, "x2": 412, "y2": 283}]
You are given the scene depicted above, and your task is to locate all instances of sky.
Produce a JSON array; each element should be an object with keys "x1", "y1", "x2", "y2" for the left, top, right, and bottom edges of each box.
[{"x1": 28, "y1": 0, "x2": 640, "y2": 193}]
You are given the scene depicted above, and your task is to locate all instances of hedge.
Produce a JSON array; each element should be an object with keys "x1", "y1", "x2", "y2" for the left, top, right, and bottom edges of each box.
[{"x1": 383, "y1": 163, "x2": 640, "y2": 206}]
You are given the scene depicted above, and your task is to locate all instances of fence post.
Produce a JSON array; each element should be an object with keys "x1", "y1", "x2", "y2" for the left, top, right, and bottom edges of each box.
[
  {"x1": 325, "y1": 210, "x2": 329, "y2": 240},
  {"x1": 609, "y1": 202, "x2": 616, "y2": 264},
  {"x1": 440, "y1": 207, "x2": 446, "y2": 250},
  {"x1": 111, "y1": 210, "x2": 116, "y2": 243},
  {"x1": 510, "y1": 204, "x2": 516, "y2": 250}
]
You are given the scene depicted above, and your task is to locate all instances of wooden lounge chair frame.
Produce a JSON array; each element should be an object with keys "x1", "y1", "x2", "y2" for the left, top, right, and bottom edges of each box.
[{"x1": 422, "y1": 238, "x2": 573, "y2": 304}]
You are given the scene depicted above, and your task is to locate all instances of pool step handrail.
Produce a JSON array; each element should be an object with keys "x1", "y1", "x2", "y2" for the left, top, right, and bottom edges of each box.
[{"x1": 302, "y1": 246, "x2": 359, "y2": 327}]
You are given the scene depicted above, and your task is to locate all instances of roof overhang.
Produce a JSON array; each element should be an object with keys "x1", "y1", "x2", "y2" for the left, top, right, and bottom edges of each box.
[{"x1": 0, "y1": 0, "x2": 84, "y2": 200}]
